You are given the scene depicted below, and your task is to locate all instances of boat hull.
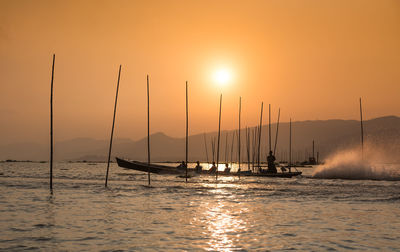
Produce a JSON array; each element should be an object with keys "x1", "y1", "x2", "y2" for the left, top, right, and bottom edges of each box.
[
  {"x1": 116, "y1": 158, "x2": 302, "y2": 178},
  {"x1": 116, "y1": 158, "x2": 184, "y2": 174},
  {"x1": 243, "y1": 171, "x2": 302, "y2": 178}
]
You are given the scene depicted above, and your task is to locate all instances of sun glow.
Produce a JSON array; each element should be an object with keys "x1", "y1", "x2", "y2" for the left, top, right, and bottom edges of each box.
[{"x1": 213, "y1": 68, "x2": 232, "y2": 87}]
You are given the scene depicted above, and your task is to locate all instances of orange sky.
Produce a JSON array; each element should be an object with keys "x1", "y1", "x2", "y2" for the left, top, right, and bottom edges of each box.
[{"x1": 0, "y1": 0, "x2": 399, "y2": 144}]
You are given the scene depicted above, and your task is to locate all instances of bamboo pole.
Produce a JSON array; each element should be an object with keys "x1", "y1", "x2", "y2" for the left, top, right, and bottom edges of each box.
[
  {"x1": 257, "y1": 102, "x2": 263, "y2": 169},
  {"x1": 49, "y1": 54, "x2": 55, "y2": 191},
  {"x1": 211, "y1": 137, "x2": 215, "y2": 163},
  {"x1": 252, "y1": 127, "x2": 256, "y2": 171},
  {"x1": 250, "y1": 128, "x2": 253, "y2": 171},
  {"x1": 105, "y1": 65, "x2": 121, "y2": 188},
  {"x1": 238, "y1": 97, "x2": 241, "y2": 176},
  {"x1": 224, "y1": 133, "x2": 228, "y2": 163},
  {"x1": 147, "y1": 75, "x2": 151, "y2": 185},
  {"x1": 312, "y1": 140, "x2": 315, "y2": 159},
  {"x1": 359, "y1": 98, "x2": 364, "y2": 160},
  {"x1": 273, "y1": 108, "x2": 281, "y2": 154},
  {"x1": 269, "y1": 104, "x2": 271, "y2": 152},
  {"x1": 255, "y1": 127, "x2": 258, "y2": 168},
  {"x1": 203, "y1": 133, "x2": 209, "y2": 165},
  {"x1": 216, "y1": 94, "x2": 222, "y2": 180},
  {"x1": 185, "y1": 81, "x2": 188, "y2": 182},
  {"x1": 289, "y1": 118, "x2": 292, "y2": 171},
  {"x1": 230, "y1": 131, "x2": 235, "y2": 167},
  {"x1": 246, "y1": 126, "x2": 250, "y2": 170},
  {"x1": 246, "y1": 126, "x2": 250, "y2": 171}
]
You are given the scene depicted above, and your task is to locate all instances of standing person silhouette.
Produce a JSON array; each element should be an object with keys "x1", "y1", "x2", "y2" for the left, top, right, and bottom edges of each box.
[{"x1": 267, "y1": 151, "x2": 277, "y2": 173}]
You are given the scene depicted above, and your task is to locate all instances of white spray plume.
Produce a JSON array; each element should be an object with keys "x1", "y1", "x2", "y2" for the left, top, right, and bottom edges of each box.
[{"x1": 312, "y1": 146, "x2": 400, "y2": 180}]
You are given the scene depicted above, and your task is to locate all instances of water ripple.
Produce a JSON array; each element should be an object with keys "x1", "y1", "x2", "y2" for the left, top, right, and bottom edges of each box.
[{"x1": 0, "y1": 162, "x2": 399, "y2": 251}]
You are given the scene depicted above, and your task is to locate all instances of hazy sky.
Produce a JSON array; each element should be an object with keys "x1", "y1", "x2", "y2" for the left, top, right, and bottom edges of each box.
[{"x1": 1, "y1": 0, "x2": 399, "y2": 144}]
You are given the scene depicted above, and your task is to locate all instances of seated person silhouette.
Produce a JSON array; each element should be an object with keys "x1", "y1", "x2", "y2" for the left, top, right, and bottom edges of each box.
[
  {"x1": 195, "y1": 161, "x2": 202, "y2": 173},
  {"x1": 177, "y1": 161, "x2": 186, "y2": 170},
  {"x1": 223, "y1": 163, "x2": 231, "y2": 173},
  {"x1": 208, "y1": 162, "x2": 217, "y2": 173}
]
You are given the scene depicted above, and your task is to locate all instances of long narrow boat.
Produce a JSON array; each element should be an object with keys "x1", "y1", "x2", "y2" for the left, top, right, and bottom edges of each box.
[
  {"x1": 116, "y1": 157, "x2": 302, "y2": 178},
  {"x1": 116, "y1": 158, "x2": 184, "y2": 174},
  {"x1": 246, "y1": 171, "x2": 302, "y2": 178}
]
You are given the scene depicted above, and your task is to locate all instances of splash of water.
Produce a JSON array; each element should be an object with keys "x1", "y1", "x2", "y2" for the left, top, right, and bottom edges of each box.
[{"x1": 312, "y1": 148, "x2": 400, "y2": 180}]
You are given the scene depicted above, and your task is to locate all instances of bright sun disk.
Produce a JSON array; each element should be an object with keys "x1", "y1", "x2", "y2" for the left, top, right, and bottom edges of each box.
[{"x1": 213, "y1": 69, "x2": 232, "y2": 86}]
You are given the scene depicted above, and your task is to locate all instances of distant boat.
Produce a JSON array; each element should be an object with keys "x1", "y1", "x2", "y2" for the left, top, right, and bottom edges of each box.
[
  {"x1": 251, "y1": 170, "x2": 302, "y2": 178},
  {"x1": 116, "y1": 157, "x2": 302, "y2": 178}
]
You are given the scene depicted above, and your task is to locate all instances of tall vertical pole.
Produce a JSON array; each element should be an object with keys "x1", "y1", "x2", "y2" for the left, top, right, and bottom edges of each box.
[
  {"x1": 230, "y1": 132, "x2": 235, "y2": 166},
  {"x1": 211, "y1": 137, "x2": 215, "y2": 163},
  {"x1": 269, "y1": 104, "x2": 271, "y2": 152},
  {"x1": 273, "y1": 108, "x2": 280, "y2": 154},
  {"x1": 251, "y1": 128, "x2": 254, "y2": 171},
  {"x1": 257, "y1": 102, "x2": 263, "y2": 169},
  {"x1": 252, "y1": 127, "x2": 257, "y2": 171},
  {"x1": 289, "y1": 118, "x2": 292, "y2": 170},
  {"x1": 359, "y1": 98, "x2": 364, "y2": 160},
  {"x1": 185, "y1": 81, "x2": 188, "y2": 182},
  {"x1": 246, "y1": 126, "x2": 250, "y2": 171},
  {"x1": 238, "y1": 97, "x2": 241, "y2": 177},
  {"x1": 216, "y1": 94, "x2": 222, "y2": 180},
  {"x1": 312, "y1": 140, "x2": 315, "y2": 158},
  {"x1": 50, "y1": 54, "x2": 55, "y2": 191},
  {"x1": 105, "y1": 65, "x2": 121, "y2": 187},
  {"x1": 147, "y1": 75, "x2": 151, "y2": 185},
  {"x1": 203, "y1": 133, "x2": 209, "y2": 165},
  {"x1": 225, "y1": 133, "x2": 229, "y2": 163}
]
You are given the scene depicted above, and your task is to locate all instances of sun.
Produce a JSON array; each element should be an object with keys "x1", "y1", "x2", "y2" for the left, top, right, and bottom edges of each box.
[{"x1": 213, "y1": 68, "x2": 232, "y2": 87}]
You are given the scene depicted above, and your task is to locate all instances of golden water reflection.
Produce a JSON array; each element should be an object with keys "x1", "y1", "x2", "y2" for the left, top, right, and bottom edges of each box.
[{"x1": 193, "y1": 182, "x2": 249, "y2": 251}]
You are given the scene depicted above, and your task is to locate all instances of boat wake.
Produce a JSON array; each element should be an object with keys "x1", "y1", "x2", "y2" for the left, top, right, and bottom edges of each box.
[{"x1": 312, "y1": 148, "x2": 400, "y2": 180}]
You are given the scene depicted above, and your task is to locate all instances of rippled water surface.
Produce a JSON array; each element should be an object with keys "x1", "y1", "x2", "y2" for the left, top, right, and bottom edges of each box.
[{"x1": 1, "y1": 162, "x2": 400, "y2": 251}]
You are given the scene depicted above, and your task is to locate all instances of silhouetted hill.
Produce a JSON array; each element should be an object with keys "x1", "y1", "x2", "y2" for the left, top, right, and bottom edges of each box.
[{"x1": 0, "y1": 116, "x2": 399, "y2": 162}]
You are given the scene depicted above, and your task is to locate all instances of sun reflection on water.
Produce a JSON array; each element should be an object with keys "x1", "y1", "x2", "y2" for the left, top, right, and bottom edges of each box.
[{"x1": 192, "y1": 181, "x2": 249, "y2": 251}]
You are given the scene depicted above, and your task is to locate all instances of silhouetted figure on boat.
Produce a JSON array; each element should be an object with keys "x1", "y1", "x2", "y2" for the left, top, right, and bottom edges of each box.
[
  {"x1": 224, "y1": 163, "x2": 231, "y2": 173},
  {"x1": 267, "y1": 151, "x2": 277, "y2": 173},
  {"x1": 195, "y1": 161, "x2": 202, "y2": 173},
  {"x1": 208, "y1": 162, "x2": 217, "y2": 174},
  {"x1": 177, "y1": 161, "x2": 186, "y2": 170},
  {"x1": 308, "y1": 156, "x2": 316, "y2": 165}
]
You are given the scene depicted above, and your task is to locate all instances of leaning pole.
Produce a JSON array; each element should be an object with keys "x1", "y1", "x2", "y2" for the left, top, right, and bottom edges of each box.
[{"x1": 105, "y1": 65, "x2": 121, "y2": 187}]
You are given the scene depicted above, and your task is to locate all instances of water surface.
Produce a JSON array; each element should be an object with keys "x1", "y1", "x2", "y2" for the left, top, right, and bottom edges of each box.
[{"x1": 1, "y1": 162, "x2": 399, "y2": 251}]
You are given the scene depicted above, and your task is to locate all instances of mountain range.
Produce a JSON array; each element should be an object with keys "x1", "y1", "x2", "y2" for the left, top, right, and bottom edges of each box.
[{"x1": 1, "y1": 116, "x2": 399, "y2": 163}]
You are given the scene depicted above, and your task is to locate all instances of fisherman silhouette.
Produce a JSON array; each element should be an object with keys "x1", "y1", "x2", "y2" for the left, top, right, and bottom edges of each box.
[
  {"x1": 195, "y1": 161, "x2": 202, "y2": 173},
  {"x1": 177, "y1": 161, "x2": 186, "y2": 170},
  {"x1": 267, "y1": 150, "x2": 277, "y2": 173},
  {"x1": 224, "y1": 163, "x2": 231, "y2": 173},
  {"x1": 209, "y1": 161, "x2": 217, "y2": 173}
]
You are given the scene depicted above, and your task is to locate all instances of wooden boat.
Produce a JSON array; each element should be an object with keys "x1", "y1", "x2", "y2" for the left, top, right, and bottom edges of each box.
[
  {"x1": 245, "y1": 171, "x2": 302, "y2": 178},
  {"x1": 116, "y1": 158, "x2": 302, "y2": 178},
  {"x1": 116, "y1": 158, "x2": 184, "y2": 174}
]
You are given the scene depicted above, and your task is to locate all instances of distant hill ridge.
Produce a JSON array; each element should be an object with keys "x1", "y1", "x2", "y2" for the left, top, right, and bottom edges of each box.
[{"x1": 0, "y1": 116, "x2": 399, "y2": 162}]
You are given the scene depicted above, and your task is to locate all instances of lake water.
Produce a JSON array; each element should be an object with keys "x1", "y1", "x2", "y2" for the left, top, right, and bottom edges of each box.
[{"x1": 1, "y1": 162, "x2": 400, "y2": 251}]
